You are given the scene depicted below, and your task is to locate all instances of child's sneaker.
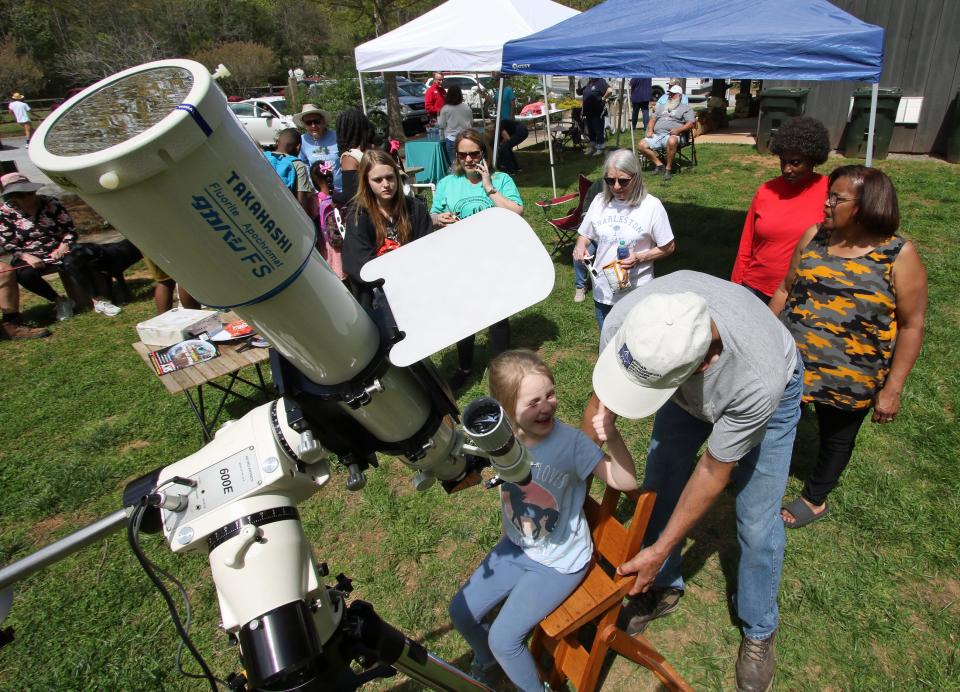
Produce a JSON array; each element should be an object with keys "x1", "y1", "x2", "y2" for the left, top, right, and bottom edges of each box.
[
  {"x1": 93, "y1": 299, "x2": 122, "y2": 317},
  {"x1": 468, "y1": 658, "x2": 499, "y2": 686}
]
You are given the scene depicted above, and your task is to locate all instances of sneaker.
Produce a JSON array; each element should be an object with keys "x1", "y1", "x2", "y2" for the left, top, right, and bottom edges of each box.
[
  {"x1": 584, "y1": 145, "x2": 595, "y2": 155},
  {"x1": 574, "y1": 287, "x2": 587, "y2": 303},
  {"x1": 55, "y1": 297, "x2": 74, "y2": 321},
  {"x1": 1, "y1": 321, "x2": 51, "y2": 340},
  {"x1": 468, "y1": 658, "x2": 498, "y2": 686},
  {"x1": 617, "y1": 587, "x2": 683, "y2": 635},
  {"x1": 662, "y1": 170, "x2": 673, "y2": 182},
  {"x1": 651, "y1": 165, "x2": 665, "y2": 176},
  {"x1": 592, "y1": 147, "x2": 604, "y2": 156},
  {"x1": 736, "y1": 630, "x2": 777, "y2": 692},
  {"x1": 93, "y1": 299, "x2": 121, "y2": 317}
]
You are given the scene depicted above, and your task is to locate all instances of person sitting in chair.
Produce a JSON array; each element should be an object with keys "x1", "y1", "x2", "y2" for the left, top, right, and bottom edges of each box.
[{"x1": 637, "y1": 85, "x2": 695, "y2": 181}]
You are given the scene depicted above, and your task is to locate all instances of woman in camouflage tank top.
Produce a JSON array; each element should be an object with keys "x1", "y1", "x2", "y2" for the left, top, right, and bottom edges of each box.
[{"x1": 770, "y1": 165, "x2": 927, "y2": 528}]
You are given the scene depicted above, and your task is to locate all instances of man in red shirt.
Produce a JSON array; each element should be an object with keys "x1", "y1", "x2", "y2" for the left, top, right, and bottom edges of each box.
[{"x1": 424, "y1": 73, "x2": 446, "y2": 122}]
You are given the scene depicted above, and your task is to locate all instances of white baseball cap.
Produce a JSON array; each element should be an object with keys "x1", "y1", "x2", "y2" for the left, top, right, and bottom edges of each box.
[
  {"x1": 592, "y1": 292, "x2": 712, "y2": 419},
  {"x1": 669, "y1": 85, "x2": 684, "y2": 95}
]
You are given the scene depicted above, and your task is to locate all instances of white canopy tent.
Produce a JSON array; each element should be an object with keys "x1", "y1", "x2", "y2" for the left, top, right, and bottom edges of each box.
[{"x1": 354, "y1": 0, "x2": 580, "y2": 196}]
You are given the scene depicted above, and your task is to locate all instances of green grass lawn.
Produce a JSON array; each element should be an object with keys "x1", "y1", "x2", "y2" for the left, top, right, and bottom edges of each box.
[{"x1": 0, "y1": 141, "x2": 958, "y2": 690}]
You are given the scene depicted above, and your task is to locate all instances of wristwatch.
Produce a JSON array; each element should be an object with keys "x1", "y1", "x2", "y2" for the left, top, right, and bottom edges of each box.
[{"x1": 484, "y1": 187, "x2": 497, "y2": 196}]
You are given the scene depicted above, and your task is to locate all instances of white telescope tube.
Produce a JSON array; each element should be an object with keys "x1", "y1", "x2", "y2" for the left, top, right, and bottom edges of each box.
[{"x1": 27, "y1": 60, "x2": 449, "y2": 455}]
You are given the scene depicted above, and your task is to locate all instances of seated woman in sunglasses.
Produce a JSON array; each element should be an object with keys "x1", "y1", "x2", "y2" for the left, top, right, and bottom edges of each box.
[
  {"x1": 572, "y1": 149, "x2": 676, "y2": 332},
  {"x1": 430, "y1": 129, "x2": 524, "y2": 389}
]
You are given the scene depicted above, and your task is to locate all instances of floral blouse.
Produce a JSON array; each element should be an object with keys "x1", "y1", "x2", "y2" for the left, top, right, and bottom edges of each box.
[{"x1": 0, "y1": 195, "x2": 77, "y2": 261}]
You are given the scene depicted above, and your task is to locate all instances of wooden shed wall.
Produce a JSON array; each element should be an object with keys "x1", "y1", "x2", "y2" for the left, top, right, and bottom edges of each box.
[{"x1": 767, "y1": 0, "x2": 960, "y2": 155}]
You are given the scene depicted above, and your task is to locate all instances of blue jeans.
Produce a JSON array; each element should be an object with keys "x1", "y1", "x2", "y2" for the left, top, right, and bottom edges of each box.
[
  {"x1": 574, "y1": 240, "x2": 598, "y2": 289},
  {"x1": 594, "y1": 300, "x2": 613, "y2": 332},
  {"x1": 449, "y1": 537, "x2": 586, "y2": 692},
  {"x1": 642, "y1": 353, "x2": 803, "y2": 640}
]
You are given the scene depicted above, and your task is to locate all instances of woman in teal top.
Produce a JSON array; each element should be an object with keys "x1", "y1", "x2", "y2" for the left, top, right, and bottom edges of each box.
[{"x1": 430, "y1": 129, "x2": 524, "y2": 389}]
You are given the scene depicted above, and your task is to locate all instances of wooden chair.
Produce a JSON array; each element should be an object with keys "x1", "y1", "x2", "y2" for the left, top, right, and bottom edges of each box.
[
  {"x1": 529, "y1": 485, "x2": 692, "y2": 692},
  {"x1": 535, "y1": 174, "x2": 597, "y2": 258}
]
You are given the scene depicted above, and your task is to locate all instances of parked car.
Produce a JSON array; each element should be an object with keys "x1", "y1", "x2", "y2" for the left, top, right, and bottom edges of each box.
[
  {"x1": 426, "y1": 74, "x2": 498, "y2": 117},
  {"x1": 227, "y1": 96, "x2": 295, "y2": 147},
  {"x1": 651, "y1": 78, "x2": 712, "y2": 102},
  {"x1": 368, "y1": 80, "x2": 429, "y2": 136}
]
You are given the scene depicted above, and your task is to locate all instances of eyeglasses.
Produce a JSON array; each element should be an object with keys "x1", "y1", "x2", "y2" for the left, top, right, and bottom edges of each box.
[
  {"x1": 302, "y1": 119, "x2": 323, "y2": 126},
  {"x1": 603, "y1": 176, "x2": 634, "y2": 188},
  {"x1": 457, "y1": 149, "x2": 483, "y2": 160},
  {"x1": 826, "y1": 192, "x2": 856, "y2": 207}
]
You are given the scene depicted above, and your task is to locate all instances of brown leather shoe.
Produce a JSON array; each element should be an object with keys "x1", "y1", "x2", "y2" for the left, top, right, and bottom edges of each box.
[
  {"x1": 736, "y1": 629, "x2": 776, "y2": 692},
  {"x1": 1, "y1": 321, "x2": 51, "y2": 340}
]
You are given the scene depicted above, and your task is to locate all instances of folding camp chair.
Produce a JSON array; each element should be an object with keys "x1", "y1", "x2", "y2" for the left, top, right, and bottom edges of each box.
[
  {"x1": 529, "y1": 485, "x2": 693, "y2": 692},
  {"x1": 535, "y1": 174, "x2": 595, "y2": 257},
  {"x1": 642, "y1": 130, "x2": 698, "y2": 174}
]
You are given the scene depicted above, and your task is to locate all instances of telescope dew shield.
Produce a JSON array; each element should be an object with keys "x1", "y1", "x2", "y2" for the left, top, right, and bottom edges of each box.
[
  {"x1": 28, "y1": 59, "x2": 376, "y2": 386},
  {"x1": 462, "y1": 397, "x2": 532, "y2": 485}
]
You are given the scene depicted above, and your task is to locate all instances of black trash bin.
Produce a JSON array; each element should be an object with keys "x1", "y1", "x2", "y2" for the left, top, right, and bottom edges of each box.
[
  {"x1": 945, "y1": 90, "x2": 960, "y2": 164},
  {"x1": 844, "y1": 87, "x2": 902, "y2": 160},
  {"x1": 756, "y1": 88, "x2": 809, "y2": 154}
]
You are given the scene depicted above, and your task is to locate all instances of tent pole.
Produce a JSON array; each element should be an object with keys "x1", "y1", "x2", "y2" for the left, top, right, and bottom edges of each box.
[
  {"x1": 616, "y1": 78, "x2": 625, "y2": 147},
  {"x1": 542, "y1": 75, "x2": 557, "y2": 198},
  {"x1": 865, "y1": 82, "x2": 879, "y2": 167},
  {"x1": 493, "y1": 76, "x2": 504, "y2": 169},
  {"x1": 359, "y1": 70, "x2": 367, "y2": 114}
]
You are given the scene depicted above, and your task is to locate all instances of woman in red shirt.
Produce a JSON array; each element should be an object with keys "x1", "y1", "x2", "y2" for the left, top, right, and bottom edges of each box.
[{"x1": 731, "y1": 117, "x2": 831, "y2": 303}]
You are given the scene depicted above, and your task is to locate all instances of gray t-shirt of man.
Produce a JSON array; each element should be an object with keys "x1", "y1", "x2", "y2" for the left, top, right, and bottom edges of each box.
[
  {"x1": 652, "y1": 101, "x2": 694, "y2": 135},
  {"x1": 599, "y1": 271, "x2": 797, "y2": 462}
]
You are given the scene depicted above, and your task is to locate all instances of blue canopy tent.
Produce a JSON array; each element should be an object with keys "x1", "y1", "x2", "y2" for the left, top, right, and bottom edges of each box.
[{"x1": 502, "y1": 0, "x2": 886, "y2": 164}]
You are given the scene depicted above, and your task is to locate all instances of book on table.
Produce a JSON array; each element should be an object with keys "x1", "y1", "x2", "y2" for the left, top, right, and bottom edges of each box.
[{"x1": 148, "y1": 338, "x2": 219, "y2": 376}]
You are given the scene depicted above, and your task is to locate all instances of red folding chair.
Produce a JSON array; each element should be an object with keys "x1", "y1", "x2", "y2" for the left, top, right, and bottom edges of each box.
[{"x1": 535, "y1": 174, "x2": 594, "y2": 257}]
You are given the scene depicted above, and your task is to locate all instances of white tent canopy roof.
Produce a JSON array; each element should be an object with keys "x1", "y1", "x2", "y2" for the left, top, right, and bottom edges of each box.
[{"x1": 354, "y1": 0, "x2": 579, "y2": 73}]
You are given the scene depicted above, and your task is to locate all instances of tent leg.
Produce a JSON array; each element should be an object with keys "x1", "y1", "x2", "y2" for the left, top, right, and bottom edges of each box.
[
  {"x1": 542, "y1": 75, "x2": 556, "y2": 198},
  {"x1": 616, "y1": 78, "x2": 625, "y2": 146},
  {"x1": 493, "y1": 76, "x2": 504, "y2": 170},
  {"x1": 359, "y1": 71, "x2": 367, "y2": 114},
  {"x1": 865, "y1": 82, "x2": 878, "y2": 168}
]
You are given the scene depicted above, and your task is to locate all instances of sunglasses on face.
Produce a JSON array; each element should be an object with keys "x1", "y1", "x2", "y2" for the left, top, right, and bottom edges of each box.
[
  {"x1": 303, "y1": 119, "x2": 323, "y2": 126},
  {"x1": 457, "y1": 149, "x2": 483, "y2": 160},
  {"x1": 603, "y1": 176, "x2": 634, "y2": 188}
]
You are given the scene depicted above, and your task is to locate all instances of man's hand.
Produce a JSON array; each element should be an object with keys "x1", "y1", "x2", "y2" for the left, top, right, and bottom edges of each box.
[
  {"x1": 20, "y1": 253, "x2": 45, "y2": 269},
  {"x1": 619, "y1": 251, "x2": 642, "y2": 269},
  {"x1": 591, "y1": 401, "x2": 617, "y2": 442},
  {"x1": 617, "y1": 545, "x2": 668, "y2": 595}
]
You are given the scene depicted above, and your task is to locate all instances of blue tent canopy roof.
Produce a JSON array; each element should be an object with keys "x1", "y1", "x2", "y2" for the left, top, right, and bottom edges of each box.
[{"x1": 501, "y1": 0, "x2": 883, "y2": 83}]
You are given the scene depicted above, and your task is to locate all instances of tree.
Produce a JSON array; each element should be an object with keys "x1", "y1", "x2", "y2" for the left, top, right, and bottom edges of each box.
[
  {"x1": 0, "y1": 39, "x2": 44, "y2": 97},
  {"x1": 191, "y1": 41, "x2": 278, "y2": 95}
]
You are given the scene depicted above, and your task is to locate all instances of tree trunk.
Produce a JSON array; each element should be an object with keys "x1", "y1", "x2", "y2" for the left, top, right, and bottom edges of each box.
[{"x1": 384, "y1": 72, "x2": 406, "y2": 144}]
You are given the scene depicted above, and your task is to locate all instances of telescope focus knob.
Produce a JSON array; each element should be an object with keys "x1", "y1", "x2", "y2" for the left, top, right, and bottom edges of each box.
[
  {"x1": 297, "y1": 429, "x2": 325, "y2": 464},
  {"x1": 223, "y1": 524, "x2": 261, "y2": 568}
]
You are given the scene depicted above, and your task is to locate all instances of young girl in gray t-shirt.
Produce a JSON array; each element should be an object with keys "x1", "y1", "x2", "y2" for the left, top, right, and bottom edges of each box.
[{"x1": 449, "y1": 350, "x2": 637, "y2": 691}]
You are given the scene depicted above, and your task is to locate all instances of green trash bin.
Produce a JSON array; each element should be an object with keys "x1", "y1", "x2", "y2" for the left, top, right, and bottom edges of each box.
[
  {"x1": 756, "y1": 88, "x2": 809, "y2": 154},
  {"x1": 844, "y1": 87, "x2": 902, "y2": 160},
  {"x1": 945, "y1": 90, "x2": 960, "y2": 163}
]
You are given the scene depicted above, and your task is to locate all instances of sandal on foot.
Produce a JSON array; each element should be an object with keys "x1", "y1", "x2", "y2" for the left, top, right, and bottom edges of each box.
[{"x1": 782, "y1": 497, "x2": 829, "y2": 529}]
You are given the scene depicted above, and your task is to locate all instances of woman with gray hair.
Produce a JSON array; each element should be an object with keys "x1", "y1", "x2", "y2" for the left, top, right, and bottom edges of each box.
[{"x1": 572, "y1": 149, "x2": 676, "y2": 331}]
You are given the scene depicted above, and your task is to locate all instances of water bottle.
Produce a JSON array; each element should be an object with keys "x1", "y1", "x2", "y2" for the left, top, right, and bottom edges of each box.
[{"x1": 617, "y1": 239, "x2": 630, "y2": 261}]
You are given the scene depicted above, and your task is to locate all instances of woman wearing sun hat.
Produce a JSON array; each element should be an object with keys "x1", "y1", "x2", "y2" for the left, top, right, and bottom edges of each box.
[{"x1": 294, "y1": 104, "x2": 341, "y2": 192}]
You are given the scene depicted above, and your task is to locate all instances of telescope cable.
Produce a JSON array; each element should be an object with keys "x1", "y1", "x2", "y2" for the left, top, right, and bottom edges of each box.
[{"x1": 127, "y1": 500, "x2": 221, "y2": 691}]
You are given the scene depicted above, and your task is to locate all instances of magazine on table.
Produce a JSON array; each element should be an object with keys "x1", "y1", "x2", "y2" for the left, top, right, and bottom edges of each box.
[{"x1": 148, "y1": 337, "x2": 219, "y2": 376}]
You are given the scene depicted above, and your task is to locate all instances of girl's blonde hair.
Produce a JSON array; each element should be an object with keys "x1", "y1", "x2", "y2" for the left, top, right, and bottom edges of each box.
[
  {"x1": 354, "y1": 149, "x2": 412, "y2": 248},
  {"x1": 488, "y1": 349, "x2": 555, "y2": 421}
]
